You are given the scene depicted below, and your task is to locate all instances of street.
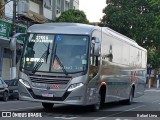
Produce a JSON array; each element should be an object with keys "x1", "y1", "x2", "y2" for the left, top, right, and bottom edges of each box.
[{"x1": 0, "y1": 88, "x2": 160, "y2": 120}]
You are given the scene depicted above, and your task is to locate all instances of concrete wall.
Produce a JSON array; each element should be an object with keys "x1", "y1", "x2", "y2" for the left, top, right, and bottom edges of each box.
[
  {"x1": 70, "y1": 0, "x2": 79, "y2": 9},
  {"x1": 43, "y1": 0, "x2": 53, "y2": 20},
  {"x1": 2, "y1": 58, "x2": 10, "y2": 80},
  {"x1": 29, "y1": 1, "x2": 40, "y2": 14},
  {"x1": 0, "y1": 47, "x2": 3, "y2": 78}
]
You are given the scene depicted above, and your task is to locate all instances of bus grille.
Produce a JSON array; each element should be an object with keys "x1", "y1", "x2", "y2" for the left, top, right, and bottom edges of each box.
[{"x1": 29, "y1": 75, "x2": 71, "y2": 84}]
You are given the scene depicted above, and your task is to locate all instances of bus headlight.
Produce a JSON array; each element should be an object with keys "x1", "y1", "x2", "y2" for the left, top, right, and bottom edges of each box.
[
  {"x1": 19, "y1": 79, "x2": 31, "y2": 88},
  {"x1": 67, "y1": 83, "x2": 84, "y2": 92}
]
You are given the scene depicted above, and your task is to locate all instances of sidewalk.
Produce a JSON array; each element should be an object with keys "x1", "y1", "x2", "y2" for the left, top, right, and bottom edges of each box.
[{"x1": 145, "y1": 87, "x2": 160, "y2": 91}]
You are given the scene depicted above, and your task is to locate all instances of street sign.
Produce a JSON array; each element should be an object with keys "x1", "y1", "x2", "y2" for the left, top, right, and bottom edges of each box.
[{"x1": 0, "y1": 19, "x2": 26, "y2": 38}]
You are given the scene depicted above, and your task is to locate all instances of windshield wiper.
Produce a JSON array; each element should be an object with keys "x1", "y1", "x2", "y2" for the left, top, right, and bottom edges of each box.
[
  {"x1": 53, "y1": 44, "x2": 68, "y2": 76},
  {"x1": 32, "y1": 43, "x2": 50, "y2": 73},
  {"x1": 45, "y1": 43, "x2": 50, "y2": 63}
]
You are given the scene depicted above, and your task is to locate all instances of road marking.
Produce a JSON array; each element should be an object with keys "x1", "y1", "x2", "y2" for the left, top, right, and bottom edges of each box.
[
  {"x1": 0, "y1": 106, "x2": 41, "y2": 111},
  {"x1": 93, "y1": 105, "x2": 145, "y2": 120},
  {"x1": 93, "y1": 117, "x2": 106, "y2": 120},
  {"x1": 134, "y1": 100, "x2": 144, "y2": 103},
  {"x1": 145, "y1": 89, "x2": 160, "y2": 92},
  {"x1": 54, "y1": 117, "x2": 78, "y2": 119},
  {"x1": 152, "y1": 100, "x2": 160, "y2": 103},
  {"x1": 0, "y1": 101, "x2": 23, "y2": 104}
]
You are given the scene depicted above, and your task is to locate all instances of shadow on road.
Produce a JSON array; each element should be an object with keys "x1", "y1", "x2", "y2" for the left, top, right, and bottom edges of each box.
[{"x1": 17, "y1": 101, "x2": 138, "y2": 117}]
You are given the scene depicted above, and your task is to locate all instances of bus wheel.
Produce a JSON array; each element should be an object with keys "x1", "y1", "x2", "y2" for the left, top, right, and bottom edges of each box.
[
  {"x1": 42, "y1": 102, "x2": 54, "y2": 109},
  {"x1": 90, "y1": 94, "x2": 101, "y2": 112},
  {"x1": 125, "y1": 88, "x2": 134, "y2": 105}
]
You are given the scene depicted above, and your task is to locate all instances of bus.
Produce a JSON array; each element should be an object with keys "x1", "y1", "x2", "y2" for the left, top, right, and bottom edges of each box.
[{"x1": 10, "y1": 23, "x2": 147, "y2": 111}]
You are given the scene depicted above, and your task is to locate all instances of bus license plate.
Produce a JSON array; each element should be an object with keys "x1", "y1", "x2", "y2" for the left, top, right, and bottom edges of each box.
[{"x1": 42, "y1": 92, "x2": 53, "y2": 97}]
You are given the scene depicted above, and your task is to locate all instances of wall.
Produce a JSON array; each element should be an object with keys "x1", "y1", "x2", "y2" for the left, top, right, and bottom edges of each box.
[
  {"x1": 29, "y1": 1, "x2": 40, "y2": 14},
  {"x1": 0, "y1": 47, "x2": 3, "y2": 78},
  {"x1": 5, "y1": 1, "x2": 13, "y2": 18},
  {"x1": 70, "y1": 0, "x2": 79, "y2": 9},
  {"x1": 43, "y1": 0, "x2": 52, "y2": 20}
]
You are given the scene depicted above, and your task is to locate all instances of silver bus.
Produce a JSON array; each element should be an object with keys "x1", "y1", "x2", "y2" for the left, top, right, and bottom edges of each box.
[{"x1": 10, "y1": 23, "x2": 147, "y2": 111}]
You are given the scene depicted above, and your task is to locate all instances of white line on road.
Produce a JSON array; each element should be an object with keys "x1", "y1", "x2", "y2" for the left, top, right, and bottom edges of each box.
[
  {"x1": 93, "y1": 105, "x2": 145, "y2": 120},
  {"x1": 0, "y1": 101, "x2": 23, "y2": 104},
  {"x1": 93, "y1": 117, "x2": 106, "y2": 120},
  {"x1": 54, "y1": 117, "x2": 78, "y2": 119},
  {"x1": 151, "y1": 100, "x2": 160, "y2": 103},
  {"x1": 0, "y1": 106, "x2": 41, "y2": 111},
  {"x1": 134, "y1": 100, "x2": 144, "y2": 103}
]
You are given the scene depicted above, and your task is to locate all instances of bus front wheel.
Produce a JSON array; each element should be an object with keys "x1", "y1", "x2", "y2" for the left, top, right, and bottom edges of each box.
[
  {"x1": 90, "y1": 94, "x2": 101, "y2": 112},
  {"x1": 42, "y1": 102, "x2": 54, "y2": 109}
]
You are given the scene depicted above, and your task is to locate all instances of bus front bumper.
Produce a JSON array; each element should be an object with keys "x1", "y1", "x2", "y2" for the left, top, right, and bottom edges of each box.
[{"x1": 18, "y1": 82, "x2": 87, "y2": 105}]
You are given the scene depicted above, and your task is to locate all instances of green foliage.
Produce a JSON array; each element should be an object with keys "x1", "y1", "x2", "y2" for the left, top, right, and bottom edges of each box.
[
  {"x1": 56, "y1": 9, "x2": 89, "y2": 24},
  {"x1": 101, "y1": 0, "x2": 160, "y2": 67}
]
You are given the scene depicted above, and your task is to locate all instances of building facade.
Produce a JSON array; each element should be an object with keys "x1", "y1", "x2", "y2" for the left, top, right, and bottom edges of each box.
[{"x1": 0, "y1": 0, "x2": 79, "y2": 80}]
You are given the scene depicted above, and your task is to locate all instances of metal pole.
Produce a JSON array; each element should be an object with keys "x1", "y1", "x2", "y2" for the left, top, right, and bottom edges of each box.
[
  {"x1": 148, "y1": 75, "x2": 151, "y2": 88},
  {"x1": 11, "y1": 0, "x2": 17, "y2": 79},
  {"x1": 157, "y1": 79, "x2": 159, "y2": 88}
]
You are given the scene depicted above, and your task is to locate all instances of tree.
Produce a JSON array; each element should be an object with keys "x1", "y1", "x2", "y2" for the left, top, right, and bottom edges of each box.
[
  {"x1": 101, "y1": 0, "x2": 160, "y2": 67},
  {"x1": 101, "y1": 0, "x2": 155, "y2": 47},
  {"x1": 56, "y1": 9, "x2": 89, "y2": 24},
  {"x1": 0, "y1": 0, "x2": 5, "y2": 18}
]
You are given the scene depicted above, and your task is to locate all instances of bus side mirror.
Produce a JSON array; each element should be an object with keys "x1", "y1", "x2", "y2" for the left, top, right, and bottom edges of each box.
[
  {"x1": 92, "y1": 37, "x2": 100, "y2": 56},
  {"x1": 10, "y1": 33, "x2": 26, "y2": 51}
]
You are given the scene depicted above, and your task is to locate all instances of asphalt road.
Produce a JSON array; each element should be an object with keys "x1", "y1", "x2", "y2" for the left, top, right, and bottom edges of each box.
[{"x1": 0, "y1": 88, "x2": 160, "y2": 120}]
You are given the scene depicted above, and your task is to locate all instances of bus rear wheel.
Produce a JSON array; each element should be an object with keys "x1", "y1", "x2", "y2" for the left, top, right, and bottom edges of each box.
[
  {"x1": 42, "y1": 102, "x2": 54, "y2": 109},
  {"x1": 122, "y1": 88, "x2": 134, "y2": 105}
]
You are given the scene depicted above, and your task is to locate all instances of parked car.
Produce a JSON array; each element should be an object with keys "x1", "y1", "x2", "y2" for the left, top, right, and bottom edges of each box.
[
  {"x1": 0, "y1": 78, "x2": 9, "y2": 101},
  {"x1": 4, "y1": 79, "x2": 19, "y2": 100}
]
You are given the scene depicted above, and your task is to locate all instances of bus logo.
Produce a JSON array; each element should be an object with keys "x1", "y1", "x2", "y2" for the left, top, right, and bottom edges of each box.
[{"x1": 50, "y1": 84, "x2": 60, "y2": 89}]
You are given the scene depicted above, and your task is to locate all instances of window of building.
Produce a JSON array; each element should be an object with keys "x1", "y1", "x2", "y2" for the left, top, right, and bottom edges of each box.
[
  {"x1": 56, "y1": 0, "x2": 61, "y2": 14},
  {"x1": 65, "y1": 0, "x2": 70, "y2": 11},
  {"x1": 44, "y1": 0, "x2": 52, "y2": 10}
]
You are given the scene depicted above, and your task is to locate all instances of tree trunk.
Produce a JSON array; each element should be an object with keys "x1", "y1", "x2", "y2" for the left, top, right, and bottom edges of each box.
[{"x1": 0, "y1": 0, "x2": 5, "y2": 19}]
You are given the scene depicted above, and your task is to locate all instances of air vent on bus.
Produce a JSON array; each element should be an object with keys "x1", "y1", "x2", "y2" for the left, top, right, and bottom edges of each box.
[{"x1": 29, "y1": 76, "x2": 70, "y2": 84}]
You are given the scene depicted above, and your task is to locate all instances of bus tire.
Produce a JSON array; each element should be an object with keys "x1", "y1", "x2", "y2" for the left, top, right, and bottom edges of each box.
[
  {"x1": 42, "y1": 102, "x2": 54, "y2": 109},
  {"x1": 125, "y1": 88, "x2": 134, "y2": 105},
  {"x1": 90, "y1": 94, "x2": 101, "y2": 112}
]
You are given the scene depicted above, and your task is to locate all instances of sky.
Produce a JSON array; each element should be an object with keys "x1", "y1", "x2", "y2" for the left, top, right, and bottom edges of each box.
[{"x1": 79, "y1": 0, "x2": 107, "y2": 22}]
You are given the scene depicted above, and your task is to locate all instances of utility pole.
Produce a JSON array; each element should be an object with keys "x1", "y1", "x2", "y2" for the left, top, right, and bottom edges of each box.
[
  {"x1": 11, "y1": 0, "x2": 17, "y2": 79},
  {"x1": 0, "y1": 0, "x2": 5, "y2": 19}
]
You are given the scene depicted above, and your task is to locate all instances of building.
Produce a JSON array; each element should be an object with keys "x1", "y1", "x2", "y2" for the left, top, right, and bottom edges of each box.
[
  {"x1": 0, "y1": 0, "x2": 79, "y2": 80},
  {"x1": 18, "y1": 0, "x2": 79, "y2": 23}
]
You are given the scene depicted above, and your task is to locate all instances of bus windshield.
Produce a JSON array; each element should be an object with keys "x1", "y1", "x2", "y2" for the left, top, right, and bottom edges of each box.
[{"x1": 20, "y1": 34, "x2": 89, "y2": 74}]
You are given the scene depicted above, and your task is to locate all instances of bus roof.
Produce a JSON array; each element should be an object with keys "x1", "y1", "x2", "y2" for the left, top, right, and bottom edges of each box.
[
  {"x1": 27, "y1": 23, "x2": 146, "y2": 52},
  {"x1": 102, "y1": 27, "x2": 147, "y2": 52},
  {"x1": 27, "y1": 23, "x2": 100, "y2": 35}
]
